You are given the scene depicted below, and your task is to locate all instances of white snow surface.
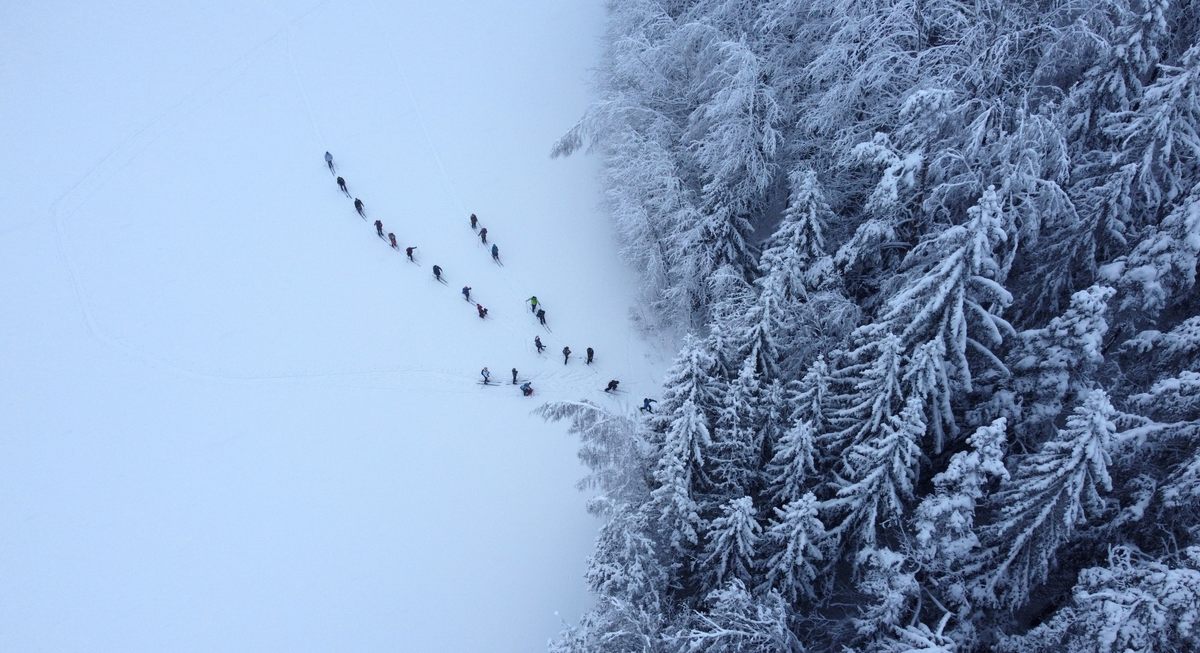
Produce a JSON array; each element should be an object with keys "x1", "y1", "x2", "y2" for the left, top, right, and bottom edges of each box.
[{"x1": 1, "y1": 1, "x2": 665, "y2": 650}]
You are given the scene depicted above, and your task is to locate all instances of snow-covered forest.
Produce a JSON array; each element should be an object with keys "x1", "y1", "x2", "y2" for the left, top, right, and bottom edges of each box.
[{"x1": 547, "y1": 0, "x2": 1200, "y2": 650}]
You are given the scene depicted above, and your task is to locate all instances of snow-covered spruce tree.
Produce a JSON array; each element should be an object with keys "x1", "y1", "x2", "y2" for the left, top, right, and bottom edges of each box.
[
  {"x1": 653, "y1": 333, "x2": 723, "y2": 439},
  {"x1": 704, "y1": 272, "x2": 753, "y2": 381},
  {"x1": 903, "y1": 338, "x2": 957, "y2": 454},
  {"x1": 976, "y1": 390, "x2": 1118, "y2": 610},
  {"x1": 911, "y1": 418, "x2": 1009, "y2": 640},
  {"x1": 1006, "y1": 285, "x2": 1115, "y2": 441},
  {"x1": 998, "y1": 545, "x2": 1200, "y2": 653},
  {"x1": 913, "y1": 418, "x2": 1009, "y2": 573},
  {"x1": 586, "y1": 506, "x2": 669, "y2": 608},
  {"x1": 758, "y1": 168, "x2": 833, "y2": 303},
  {"x1": 1025, "y1": 166, "x2": 1133, "y2": 321},
  {"x1": 1103, "y1": 42, "x2": 1200, "y2": 214},
  {"x1": 821, "y1": 396, "x2": 925, "y2": 553},
  {"x1": 699, "y1": 496, "x2": 760, "y2": 590},
  {"x1": 873, "y1": 187, "x2": 1014, "y2": 395},
  {"x1": 756, "y1": 379, "x2": 789, "y2": 472},
  {"x1": 765, "y1": 420, "x2": 817, "y2": 508},
  {"x1": 550, "y1": 596, "x2": 667, "y2": 653},
  {"x1": 1116, "y1": 315, "x2": 1200, "y2": 535},
  {"x1": 650, "y1": 397, "x2": 712, "y2": 561},
  {"x1": 791, "y1": 354, "x2": 835, "y2": 438},
  {"x1": 851, "y1": 547, "x2": 921, "y2": 641},
  {"x1": 864, "y1": 618, "x2": 958, "y2": 653},
  {"x1": 536, "y1": 400, "x2": 651, "y2": 515},
  {"x1": 672, "y1": 579, "x2": 800, "y2": 653},
  {"x1": 757, "y1": 492, "x2": 826, "y2": 604},
  {"x1": 734, "y1": 272, "x2": 790, "y2": 379},
  {"x1": 819, "y1": 332, "x2": 904, "y2": 461},
  {"x1": 710, "y1": 359, "x2": 763, "y2": 497},
  {"x1": 1104, "y1": 180, "x2": 1200, "y2": 323}
]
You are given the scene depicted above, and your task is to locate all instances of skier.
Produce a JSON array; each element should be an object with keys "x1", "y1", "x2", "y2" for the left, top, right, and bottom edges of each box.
[
  {"x1": 604, "y1": 379, "x2": 620, "y2": 393},
  {"x1": 563, "y1": 346, "x2": 571, "y2": 365},
  {"x1": 354, "y1": 198, "x2": 365, "y2": 217},
  {"x1": 479, "y1": 227, "x2": 488, "y2": 244},
  {"x1": 337, "y1": 176, "x2": 349, "y2": 197},
  {"x1": 527, "y1": 296, "x2": 539, "y2": 314},
  {"x1": 324, "y1": 151, "x2": 334, "y2": 174},
  {"x1": 640, "y1": 398, "x2": 657, "y2": 413},
  {"x1": 388, "y1": 233, "x2": 398, "y2": 249},
  {"x1": 534, "y1": 336, "x2": 545, "y2": 354},
  {"x1": 462, "y1": 286, "x2": 472, "y2": 301},
  {"x1": 406, "y1": 246, "x2": 417, "y2": 261},
  {"x1": 536, "y1": 308, "x2": 547, "y2": 326},
  {"x1": 480, "y1": 367, "x2": 491, "y2": 384},
  {"x1": 470, "y1": 213, "x2": 478, "y2": 230},
  {"x1": 433, "y1": 265, "x2": 443, "y2": 281},
  {"x1": 477, "y1": 303, "x2": 488, "y2": 319},
  {"x1": 491, "y1": 244, "x2": 500, "y2": 262},
  {"x1": 520, "y1": 381, "x2": 533, "y2": 397},
  {"x1": 374, "y1": 219, "x2": 384, "y2": 238},
  {"x1": 511, "y1": 368, "x2": 519, "y2": 384},
  {"x1": 586, "y1": 347, "x2": 594, "y2": 365}
]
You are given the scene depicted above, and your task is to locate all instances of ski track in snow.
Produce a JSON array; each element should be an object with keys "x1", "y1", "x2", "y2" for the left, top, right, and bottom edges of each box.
[{"x1": 1, "y1": 1, "x2": 667, "y2": 651}]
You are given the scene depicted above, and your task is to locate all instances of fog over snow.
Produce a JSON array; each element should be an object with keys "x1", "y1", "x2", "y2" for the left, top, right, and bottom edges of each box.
[{"x1": 1, "y1": 1, "x2": 665, "y2": 650}]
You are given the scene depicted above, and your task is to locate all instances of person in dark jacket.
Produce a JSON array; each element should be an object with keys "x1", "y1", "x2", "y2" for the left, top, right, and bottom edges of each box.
[
  {"x1": 534, "y1": 336, "x2": 545, "y2": 353},
  {"x1": 337, "y1": 176, "x2": 349, "y2": 197},
  {"x1": 562, "y1": 346, "x2": 571, "y2": 364},
  {"x1": 406, "y1": 246, "x2": 417, "y2": 261},
  {"x1": 354, "y1": 198, "x2": 365, "y2": 217},
  {"x1": 433, "y1": 265, "x2": 443, "y2": 281},
  {"x1": 374, "y1": 220, "x2": 384, "y2": 238},
  {"x1": 640, "y1": 398, "x2": 657, "y2": 413},
  {"x1": 388, "y1": 233, "x2": 398, "y2": 249},
  {"x1": 511, "y1": 368, "x2": 519, "y2": 384},
  {"x1": 536, "y1": 308, "x2": 547, "y2": 326},
  {"x1": 604, "y1": 379, "x2": 620, "y2": 393},
  {"x1": 586, "y1": 347, "x2": 594, "y2": 364},
  {"x1": 479, "y1": 227, "x2": 488, "y2": 244},
  {"x1": 470, "y1": 213, "x2": 478, "y2": 230},
  {"x1": 491, "y1": 244, "x2": 500, "y2": 262}
]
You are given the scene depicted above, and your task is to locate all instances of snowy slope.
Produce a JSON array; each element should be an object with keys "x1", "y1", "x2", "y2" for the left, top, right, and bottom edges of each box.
[{"x1": 0, "y1": 1, "x2": 664, "y2": 650}]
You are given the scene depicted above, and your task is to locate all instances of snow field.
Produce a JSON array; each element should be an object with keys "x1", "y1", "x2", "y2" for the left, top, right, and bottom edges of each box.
[{"x1": 1, "y1": 1, "x2": 665, "y2": 650}]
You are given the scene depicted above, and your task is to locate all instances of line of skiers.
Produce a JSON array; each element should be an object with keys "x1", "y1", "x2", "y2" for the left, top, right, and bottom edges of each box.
[
  {"x1": 480, "y1": 366, "x2": 534, "y2": 396},
  {"x1": 328, "y1": 151, "x2": 654, "y2": 407},
  {"x1": 470, "y1": 213, "x2": 504, "y2": 264}
]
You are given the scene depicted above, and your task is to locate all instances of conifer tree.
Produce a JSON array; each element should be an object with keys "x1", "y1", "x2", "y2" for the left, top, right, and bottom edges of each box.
[
  {"x1": 793, "y1": 355, "x2": 835, "y2": 438},
  {"x1": 758, "y1": 168, "x2": 833, "y2": 303},
  {"x1": 675, "y1": 579, "x2": 799, "y2": 653},
  {"x1": 822, "y1": 396, "x2": 925, "y2": 552},
  {"x1": 1104, "y1": 42, "x2": 1200, "y2": 212},
  {"x1": 711, "y1": 359, "x2": 764, "y2": 496},
  {"x1": 977, "y1": 390, "x2": 1118, "y2": 609},
  {"x1": 874, "y1": 187, "x2": 1014, "y2": 392},
  {"x1": 758, "y1": 493, "x2": 825, "y2": 603},
  {"x1": 1008, "y1": 285, "x2": 1115, "y2": 438},
  {"x1": 700, "y1": 497, "x2": 761, "y2": 590},
  {"x1": 821, "y1": 333, "x2": 904, "y2": 460},
  {"x1": 766, "y1": 420, "x2": 817, "y2": 507},
  {"x1": 999, "y1": 546, "x2": 1200, "y2": 653}
]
